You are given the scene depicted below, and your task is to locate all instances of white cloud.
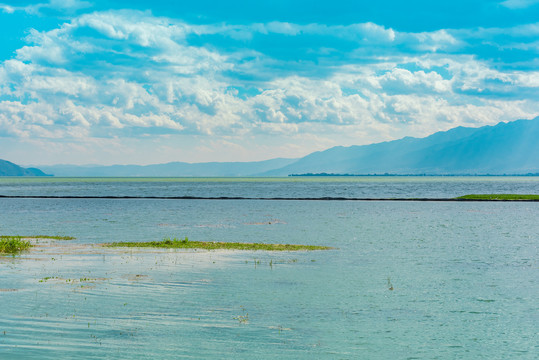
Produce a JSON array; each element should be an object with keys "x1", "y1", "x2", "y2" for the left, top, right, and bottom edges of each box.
[
  {"x1": 212, "y1": 21, "x2": 397, "y2": 44},
  {"x1": 73, "y1": 10, "x2": 191, "y2": 46},
  {"x1": 378, "y1": 68, "x2": 452, "y2": 93},
  {"x1": 1, "y1": 10, "x2": 538, "y2": 164},
  {"x1": 396, "y1": 29, "x2": 462, "y2": 52}
]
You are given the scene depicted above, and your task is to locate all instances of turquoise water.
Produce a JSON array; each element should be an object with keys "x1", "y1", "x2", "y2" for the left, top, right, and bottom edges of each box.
[
  {"x1": 1, "y1": 178, "x2": 538, "y2": 359},
  {"x1": 1, "y1": 176, "x2": 538, "y2": 198}
]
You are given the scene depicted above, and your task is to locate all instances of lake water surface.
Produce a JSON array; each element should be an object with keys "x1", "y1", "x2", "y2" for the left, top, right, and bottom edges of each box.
[{"x1": 0, "y1": 177, "x2": 537, "y2": 359}]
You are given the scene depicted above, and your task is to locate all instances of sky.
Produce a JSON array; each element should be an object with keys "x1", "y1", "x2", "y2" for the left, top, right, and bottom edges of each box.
[{"x1": 0, "y1": 0, "x2": 538, "y2": 165}]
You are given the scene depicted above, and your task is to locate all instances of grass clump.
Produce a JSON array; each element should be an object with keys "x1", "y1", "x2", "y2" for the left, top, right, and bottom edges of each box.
[
  {"x1": 456, "y1": 194, "x2": 539, "y2": 201},
  {"x1": 0, "y1": 236, "x2": 31, "y2": 254},
  {"x1": 0, "y1": 235, "x2": 75, "y2": 241},
  {"x1": 29, "y1": 235, "x2": 76, "y2": 240},
  {"x1": 106, "y1": 237, "x2": 332, "y2": 251}
]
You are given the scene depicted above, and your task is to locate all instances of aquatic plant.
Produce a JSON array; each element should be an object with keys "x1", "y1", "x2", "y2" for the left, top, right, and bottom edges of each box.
[
  {"x1": 39, "y1": 276, "x2": 105, "y2": 284},
  {"x1": 234, "y1": 307, "x2": 249, "y2": 324},
  {"x1": 0, "y1": 236, "x2": 31, "y2": 254},
  {"x1": 234, "y1": 313, "x2": 249, "y2": 324},
  {"x1": 105, "y1": 237, "x2": 332, "y2": 251},
  {"x1": 30, "y1": 235, "x2": 76, "y2": 240},
  {"x1": 456, "y1": 194, "x2": 539, "y2": 201}
]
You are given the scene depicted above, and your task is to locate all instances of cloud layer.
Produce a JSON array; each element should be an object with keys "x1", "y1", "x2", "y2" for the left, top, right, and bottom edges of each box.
[{"x1": 0, "y1": 5, "x2": 538, "y2": 164}]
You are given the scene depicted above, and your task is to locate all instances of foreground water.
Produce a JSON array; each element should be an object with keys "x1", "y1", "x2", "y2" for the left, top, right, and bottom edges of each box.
[{"x1": 0, "y1": 178, "x2": 538, "y2": 359}]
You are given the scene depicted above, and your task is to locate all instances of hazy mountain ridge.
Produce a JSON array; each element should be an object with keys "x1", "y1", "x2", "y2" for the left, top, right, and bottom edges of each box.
[
  {"x1": 38, "y1": 158, "x2": 298, "y2": 177},
  {"x1": 20, "y1": 117, "x2": 539, "y2": 176},
  {"x1": 0, "y1": 159, "x2": 49, "y2": 176},
  {"x1": 263, "y1": 117, "x2": 539, "y2": 176}
]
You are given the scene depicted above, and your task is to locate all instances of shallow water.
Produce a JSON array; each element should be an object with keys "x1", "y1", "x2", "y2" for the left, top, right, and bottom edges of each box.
[{"x1": 1, "y1": 178, "x2": 538, "y2": 359}]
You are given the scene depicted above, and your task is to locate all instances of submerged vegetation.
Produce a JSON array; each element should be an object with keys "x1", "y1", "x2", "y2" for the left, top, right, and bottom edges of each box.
[
  {"x1": 456, "y1": 194, "x2": 539, "y2": 201},
  {"x1": 29, "y1": 235, "x2": 76, "y2": 240},
  {"x1": 2, "y1": 234, "x2": 329, "y2": 253},
  {"x1": 0, "y1": 235, "x2": 75, "y2": 255},
  {"x1": 106, "y1": 237, "x2": 332, "y2": 251},
  {"x1": 1, "y1": 235, "x2": 75, "y2": 241},
  {"x1": 0, "y1": 236, "x2": 31, "y2": 254},
  {"x1": 39, "y1": 276, "x2": 105, "y2": 283}
]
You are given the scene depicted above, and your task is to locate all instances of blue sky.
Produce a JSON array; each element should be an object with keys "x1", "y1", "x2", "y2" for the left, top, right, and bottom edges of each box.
[{"x1": 0, "y1": 0, "x2": 538, "y2": 165}]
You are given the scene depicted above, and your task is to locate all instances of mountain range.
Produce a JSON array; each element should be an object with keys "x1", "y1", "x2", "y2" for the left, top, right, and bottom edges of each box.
[
  {"x1": 264, "y1": 116, "x2": 539, "y2": 176},
  {"x1": 4, "y1": 117, "x2": 539, "y2": 176},
  {"x1": 35, "y1": 158, "x2": 297, "y2": 177},
  {"x1": 0, "y1": 159, "x2": 49, "y2": 176}
]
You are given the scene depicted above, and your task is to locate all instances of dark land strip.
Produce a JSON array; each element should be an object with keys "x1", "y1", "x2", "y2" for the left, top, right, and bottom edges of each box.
[{"x1": 0, "y1": 195, "x2": 538, "y2": 201}]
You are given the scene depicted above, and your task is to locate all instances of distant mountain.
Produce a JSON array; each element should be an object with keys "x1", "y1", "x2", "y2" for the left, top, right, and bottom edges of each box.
[
  {"x1": 262, "y1": 117, "x2": 539, "y2": 176},
  {"x1": 0, "y1": 159, "x2": 49, "y2": 176},
  {"x1": 34, "y1": 117, "x2": 539, "y2": 177},
  {"x1": 39, "y1": 158, "x2": 298, "y2": 177}
]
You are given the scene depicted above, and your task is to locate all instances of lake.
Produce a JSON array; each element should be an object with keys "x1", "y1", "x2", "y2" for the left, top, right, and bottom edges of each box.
[{"x1": 0, "y1": 177, "x2": 538, "y2": 359}]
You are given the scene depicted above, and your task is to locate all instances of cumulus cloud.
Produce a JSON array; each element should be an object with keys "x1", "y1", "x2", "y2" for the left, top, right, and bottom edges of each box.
[
  {"x1": 400, "y1": 30, "x2": 461, "y2": 52},
  {"x1": 0, "y1": 10, "x2": 538, "y2": 163},
  {"x1": 194, "y1": 21, "x2": 396, "y2": 44}
]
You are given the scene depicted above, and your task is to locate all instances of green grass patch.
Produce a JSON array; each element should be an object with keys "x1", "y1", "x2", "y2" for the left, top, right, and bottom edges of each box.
[
  {"x1": 456, "y1": 194, "x2": 539, "y2": 201},
  {"x1": 29, "y1": 235, "x2": 76, "y2": 240},
  {"x1": 0, "y1": 236, "x2": 32, "y2": 254},
  {"x1": 105, "y1": 237, "x2": 332, "y2": 251},
  {"x1": 1, "y1": 235, "x2": 75, "y2": 240},
  {"x1": 1, "y1": 234, "x2": 75, "y2": 255}
]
